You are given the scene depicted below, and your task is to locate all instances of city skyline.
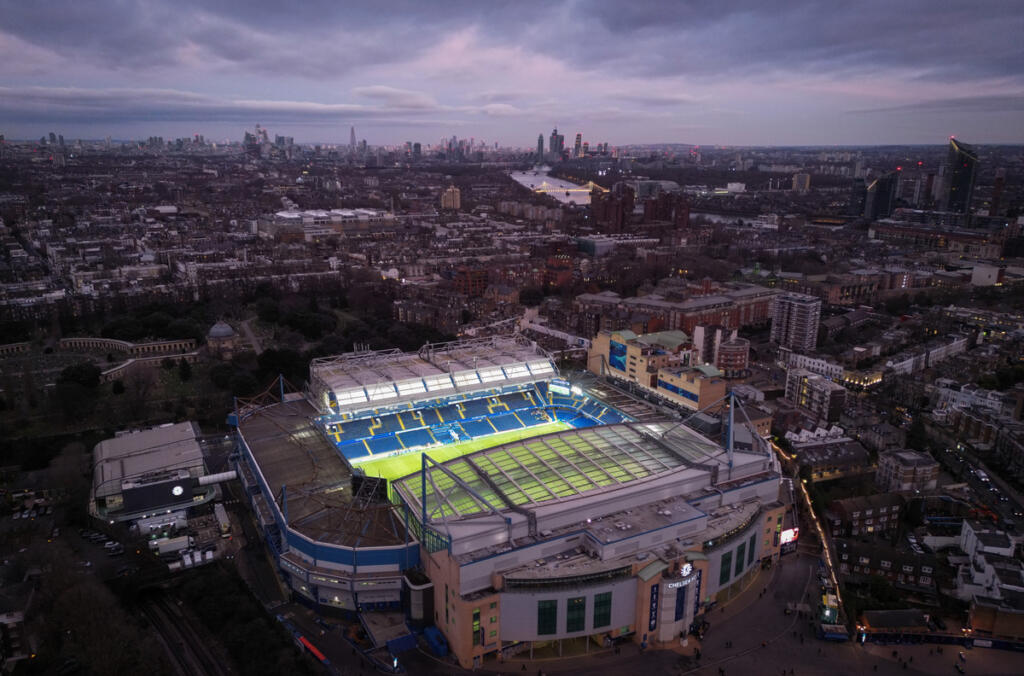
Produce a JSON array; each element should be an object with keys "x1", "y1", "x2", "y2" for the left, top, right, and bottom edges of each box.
[{"x1": 0, "y1": 0, "x2": 1022, "y2": 146}]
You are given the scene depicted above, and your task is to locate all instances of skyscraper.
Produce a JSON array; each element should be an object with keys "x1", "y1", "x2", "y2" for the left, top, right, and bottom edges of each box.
[
  {"x1": 574, "y1": 132, "x2": 582, "y2": 158},
  {"x1": 942, "y1": 137, "x2": 978, "y2": 214},
  {"x1": 991, "y1": 168, "x2": 1006, "y2": 216},
  {"x1": 536, "y1": 134, "x2": 544, "y2": 160},
  {"x1": 863, "y1": 172, "x2": 897, "y2": 220},
  {"x1": 349, "y1": 126, "x2": 356, "y2": 154},
  {"x1": 549, "y1": 128, "x2": 564, "y2": 155},
  {"x1": 771, "y1": 294, "x2": 821, "y2": 352}
]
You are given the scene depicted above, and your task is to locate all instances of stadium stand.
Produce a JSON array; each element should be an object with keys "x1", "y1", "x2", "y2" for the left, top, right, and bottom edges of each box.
[{"x1": 319, "y1": 381, "x2": 630, "y2": 465}]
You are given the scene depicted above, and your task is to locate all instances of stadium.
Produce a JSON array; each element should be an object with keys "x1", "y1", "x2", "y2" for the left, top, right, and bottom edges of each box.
[{"x1": 233, "y1": 335, "x2": 786, "y2": 669}]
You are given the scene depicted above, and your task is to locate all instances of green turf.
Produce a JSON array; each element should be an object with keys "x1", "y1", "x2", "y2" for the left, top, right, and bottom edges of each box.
[{"x1": 355, "y1": 421, "x2": 572, "y2": 481}]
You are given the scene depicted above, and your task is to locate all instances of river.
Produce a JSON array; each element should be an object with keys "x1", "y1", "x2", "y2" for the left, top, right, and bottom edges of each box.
[{"x1": 508, "y1": 167, "x2": 593, "y2": 206}]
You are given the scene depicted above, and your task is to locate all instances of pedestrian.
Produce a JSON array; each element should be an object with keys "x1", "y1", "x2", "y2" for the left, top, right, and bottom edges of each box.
[{"x1": 521, "y1": 665, "x2": 526, "y2": 672}]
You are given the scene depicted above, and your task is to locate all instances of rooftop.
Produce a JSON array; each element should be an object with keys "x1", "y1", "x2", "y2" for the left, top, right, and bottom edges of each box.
[
  {"x1": 238, "y1": 398, "x2": 407, "y2": 548},
  {"x1": 309, "y1": 335, "x2": 554, "y2": 413},
  {"x1": 93, "y1": 422, "x2": 203, "y2": 496},
  {"x1": 394, "y1": 419, "x2": 761, "y2": 524}
]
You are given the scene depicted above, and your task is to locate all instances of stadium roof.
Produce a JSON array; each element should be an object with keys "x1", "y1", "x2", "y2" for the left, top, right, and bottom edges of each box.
[
  {"x1": 309, "y1": 335, "x2": 555, "y2": 413},
  {"x1": 238, "y1": 398, "x2": 408, "y2": 547},
  {"x1": 93, "y1": 422, "x2": 203, "y2": 497},
  {"x1": 393, "y1": 420, "x2": 735, "y2": 522}
]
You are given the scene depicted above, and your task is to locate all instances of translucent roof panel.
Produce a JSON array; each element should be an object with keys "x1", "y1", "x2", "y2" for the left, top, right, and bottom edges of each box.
[
  {"x1": 394, "y1": 423, "x2": 696, "y2": 523},
  {"x1": 366, "y1": 382, "x2": 398, "y2": 401},
  {"x1": 396, "y1": 378, "x2": 426, "y2": 396}
]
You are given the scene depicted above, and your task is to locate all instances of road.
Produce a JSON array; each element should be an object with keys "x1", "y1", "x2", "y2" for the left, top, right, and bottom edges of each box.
[
  {"x1": 240, "y1": 318, "x2": 263, "y2": 355},
  {"x1": 938, "y1": 448, "x2": 1023, "y2": 526}
]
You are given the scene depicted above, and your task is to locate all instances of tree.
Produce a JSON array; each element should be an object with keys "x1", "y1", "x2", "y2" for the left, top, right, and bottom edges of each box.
[
  {"x1": 111, "y1": 379, "x2": 125, "y2": 395},
  {"x1": 209, "y1": 363, "x2": 234, "y2": 389},
  {"x1": 229, "y1": 372, "x2": 260, "y2": 397},
  {"x1": 256, "y1": 297, "x2": 280, "y2": 323},
  {"x1": 53, "y1": 382, "x2": 93, "y2": 421},
  {"x1": 58, "y1": 362, "x2": 102, "y2": 389},
  {"x1": 123, "y1": 368, "x2": 155, "y2": 419},
  {"x1": 178, "y1": 358, "x2": 192, "y2": 382},
  {"x1": 906, "y1": 417, "x2": 929, "y2": 451},
  {"x1": 519, "y1": 287, "x2": 545, "y2": 307}
]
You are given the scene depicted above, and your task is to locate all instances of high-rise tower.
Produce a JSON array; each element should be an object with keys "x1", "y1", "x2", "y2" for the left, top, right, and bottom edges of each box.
[
  {"x1": 863, "y1": 172, "x2": 897, "y2": 220},
  {"x1": 771, "y1": 294, "x2": 821, "y2": 352},
  {"x1": 349, "y1": 126, "x2": 356, "y2": 153},
  {"x1": 536, "y1": 134, "x2": 544, "y2": 160},
  {"x1": 942, "y1": 137, "x2": 978, "y2": 214},
  {"x1": 574, "y1": 133, "x2": 582, "y2": 158}
]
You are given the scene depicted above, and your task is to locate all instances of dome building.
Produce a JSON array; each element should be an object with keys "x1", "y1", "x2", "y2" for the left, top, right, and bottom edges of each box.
[{"x1": 207, "y1": 321, "x2": 238, "y2": 360}]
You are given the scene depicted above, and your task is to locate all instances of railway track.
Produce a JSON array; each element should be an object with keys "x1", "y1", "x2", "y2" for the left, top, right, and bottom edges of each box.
[{"x1": 141, "y1": 592, "x2": 228, "y2": 676}]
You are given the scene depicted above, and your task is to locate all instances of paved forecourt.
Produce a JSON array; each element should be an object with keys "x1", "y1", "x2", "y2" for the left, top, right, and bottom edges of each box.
[{"x1": 356, "y1": 421, "x2": 572, "y2": 482}]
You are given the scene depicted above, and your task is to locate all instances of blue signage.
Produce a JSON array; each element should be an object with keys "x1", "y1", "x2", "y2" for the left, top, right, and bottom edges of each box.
[
  {"x1": 692, "y1": 569, "x2": 703, "y2": 618},
  {"x1": 609, "y1": 341, "x2": 627, "y2": 372},
  {"x1": 649, "y1": 583, "x2": 660, "y2": 631}
]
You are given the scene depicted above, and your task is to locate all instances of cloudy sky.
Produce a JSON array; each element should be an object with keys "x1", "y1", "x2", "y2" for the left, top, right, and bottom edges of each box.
[{"x1": 0, "y1": 0, "x2": 1022, "y2": 146}]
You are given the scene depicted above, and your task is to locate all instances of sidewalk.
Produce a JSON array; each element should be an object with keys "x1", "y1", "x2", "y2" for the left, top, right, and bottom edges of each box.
[{"x1": 716, "y1": 559, "x2": 780, "y2": 625}]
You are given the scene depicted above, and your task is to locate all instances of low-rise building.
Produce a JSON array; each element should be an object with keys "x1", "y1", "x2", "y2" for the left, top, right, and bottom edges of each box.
[
  {"x1": 876, "y1": 449, "x2": 940, "y2": 493},
  {"x1": 792, "y1": 437, "x2": 874, "y2": 483},
  {"x1": 784, "y1": 368, "x2": 847, "y2": 423},
  {"x1": 835, "y1": 539, "x2": 937, "y2": 590},
  {"x1": 827, "y1": 493, "x2": 904, "y2": 538},
  {"x1": 589, "y1": 329, "x2": 728, "y2": 412},
  {"x1": 953, "y1": 521, "x2": 1024, "y2": 640}
]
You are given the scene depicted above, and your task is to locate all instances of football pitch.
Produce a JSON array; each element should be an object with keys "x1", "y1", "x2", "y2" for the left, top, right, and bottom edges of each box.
[{"x1": 356, "y1": 421, "x2": 571, "y2": 482}]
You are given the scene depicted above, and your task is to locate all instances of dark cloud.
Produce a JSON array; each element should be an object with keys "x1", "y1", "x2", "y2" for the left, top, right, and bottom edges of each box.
[
  {"x1": 0, "y1": 86, "x2": 447, "y2": 125},
  {"x1": 0, "y1": 1, "x2": 1019, "y2": 84},
  {"x1": 552, "y1": 0, "x2": 1024, "y2": 82},
  {"x1": 849, "y1": 94, "x2": 1024, "y2": 115},
  {"x1": 0, "y1": 1, "x2": 1021, "y2": 143}
]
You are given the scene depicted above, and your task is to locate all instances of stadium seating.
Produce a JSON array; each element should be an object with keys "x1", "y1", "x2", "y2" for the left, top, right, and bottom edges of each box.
[
  {"x1": 397, "y1": 429, "x2": 433, "y2": 449},
  {"x1": 461, "y1": 398, "x2": 491, "y2": 418},
  {"x1": 366, "y1": 435, "x2": 403, "y2": 455},
  {"x1": 324, "y1": 382, "x2": 629, "y2": 463},
  {"x1": 336, "y1": 439, "x2": 372, "y2": 462},
  {"x1": 331, "y1": 417, "x2": 374, "y2": 442},
  {"x1": 460, "y1": 419, "x2": 495, "y2": 438},
  {"x1": 489, "y1": 413, "x2": 525, "y2": 433}
]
